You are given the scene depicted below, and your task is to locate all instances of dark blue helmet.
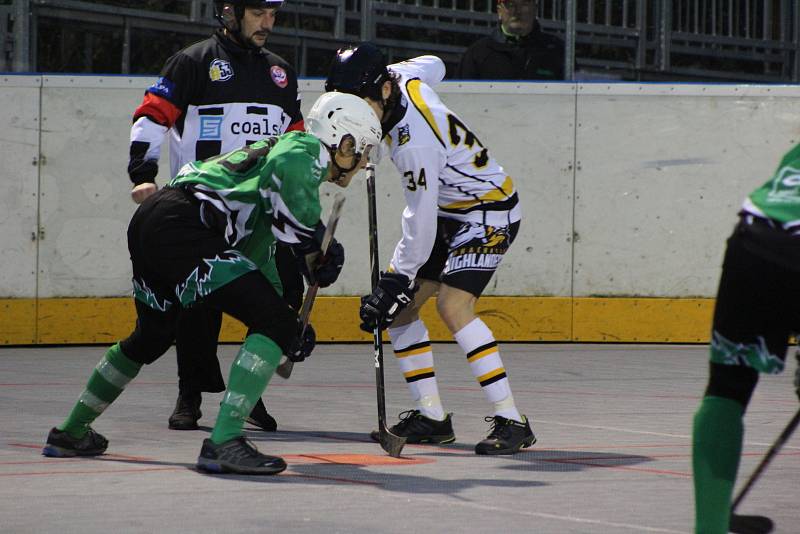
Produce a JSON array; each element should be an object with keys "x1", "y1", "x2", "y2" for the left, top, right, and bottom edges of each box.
[{"x1": 325, "y1": 42, "x2": 390, "y2": 101}]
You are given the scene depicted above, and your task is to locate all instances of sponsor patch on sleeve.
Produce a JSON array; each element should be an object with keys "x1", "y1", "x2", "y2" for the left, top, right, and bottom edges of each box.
[
  {"x1": 147, "y1": 76, "x2": 175, "y2": 99},
  {"x1": 270, "y1": 65, "x2": 288, "y2": 88}
]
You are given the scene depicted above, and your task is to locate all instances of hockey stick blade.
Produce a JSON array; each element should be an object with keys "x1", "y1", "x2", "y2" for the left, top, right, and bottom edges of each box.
[
  {"x1": 729, "y1": 513, "x2": 774, "y2": 534},
  {"x1": 275, "y1": 194, "x2": 346, "y2": 379},
  {"x1": 378, "y1": 425, "x2": 406, "y2": 458}
]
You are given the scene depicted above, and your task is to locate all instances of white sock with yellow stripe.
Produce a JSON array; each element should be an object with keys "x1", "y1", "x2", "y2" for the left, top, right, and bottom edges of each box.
[
  {"x1": 388, "y1": 320, "x2": 445, "y2": 421},
  {"x1": 454, "y1": 318, "x2": 522, "y2": 422}
]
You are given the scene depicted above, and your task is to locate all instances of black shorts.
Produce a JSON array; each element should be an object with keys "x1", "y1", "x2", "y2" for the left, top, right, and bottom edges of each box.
[
  {"x1": 416, "y1": 218, "x2": 520, "y2": 297},
  {"x1": 711, "y1": 217, "x2": 800, "y2": 374},
  {"x1": 127, "y1": 187, "x2": 259, "y2": 310}
]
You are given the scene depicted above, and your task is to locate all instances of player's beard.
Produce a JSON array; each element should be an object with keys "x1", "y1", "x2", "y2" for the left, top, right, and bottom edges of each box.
[{"x1": 246, "y1": 30, "x2": 270, "y2": 49}]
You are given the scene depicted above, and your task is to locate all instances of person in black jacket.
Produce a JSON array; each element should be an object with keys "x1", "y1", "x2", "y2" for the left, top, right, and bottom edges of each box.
[
  {"x1": 456, "y1": 0, "x2": 564, "y2": 80},
  {"x1": 126, "y1": 0, "x2": 304, "y2": 432}
]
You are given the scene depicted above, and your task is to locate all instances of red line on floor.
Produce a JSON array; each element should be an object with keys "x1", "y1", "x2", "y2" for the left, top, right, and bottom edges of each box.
[
  {"x1": 0, "y1": 467, "x2": 184, "y2": 477},
  {"x1": 547, "y1": 458, "x2": 691, "y2": 477},
  {"x1": 7, "y1": 442, "x2": 157, "y2": 462},
  {"x1": 284, "y1": 453, "x2": 433, "y2": 466},
  {"x1": 0, "y1": 381, "x2": 174, "y2": 387},
  {"x1": 0, "y1": 459, "x2": 84, "y2": 465}
]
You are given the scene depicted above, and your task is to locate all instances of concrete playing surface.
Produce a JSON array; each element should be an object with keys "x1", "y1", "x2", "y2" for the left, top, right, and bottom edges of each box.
[{"x1": 1, "y1": 343, "x2": 798, "y2": 533}]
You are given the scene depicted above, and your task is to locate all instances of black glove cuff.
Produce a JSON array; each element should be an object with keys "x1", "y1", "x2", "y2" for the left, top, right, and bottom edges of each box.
[{"x1": 128, "y1": 158, "x2": 159, "y2": 186}]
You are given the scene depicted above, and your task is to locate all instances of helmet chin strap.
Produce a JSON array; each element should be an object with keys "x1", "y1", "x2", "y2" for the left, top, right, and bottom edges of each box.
[{"x1": 328, "y1": 147, "x2": 362, "y2": 185}]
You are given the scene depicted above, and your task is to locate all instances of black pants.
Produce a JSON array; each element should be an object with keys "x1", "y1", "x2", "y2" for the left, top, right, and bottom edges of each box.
[
  {"x1": 712, "y1": 218, "x2": 800, "y2": 370},
  {"x1": 120, "y1": 271, "x2": 298, "y2": 370},
  {"x1": 124, "y1": 187, "x2": 301, "y2": 391},
  {"x1": 703, "y1": 216, "x2": 800, "y2": 407},
  {"x1": 174, "y1": 242, "x2": 304, "y2": 394}
]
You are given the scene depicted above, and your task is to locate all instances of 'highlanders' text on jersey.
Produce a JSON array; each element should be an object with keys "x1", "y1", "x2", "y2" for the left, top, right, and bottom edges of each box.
[
  {"x1": 129, "y1": 30, "x2": 303, "y2": 184},
  {"x1": 382, "y1": 56, "x2": 521, "y2": 279}
]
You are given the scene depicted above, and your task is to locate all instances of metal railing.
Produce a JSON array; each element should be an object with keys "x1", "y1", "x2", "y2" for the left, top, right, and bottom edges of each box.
[{"x1": 4, "y1": 0, "x2": 799, "y2": 81}]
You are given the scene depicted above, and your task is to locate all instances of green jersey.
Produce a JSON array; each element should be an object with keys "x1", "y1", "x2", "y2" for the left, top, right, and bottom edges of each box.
[
  {"x1": 137, "y1": 131, "x2": 332, "y2": 308},
  {"x1": 743, "y1": 143, "x2": 800, "y2": 227},
  {"x1": 170, "y1": 131, "x2": 330, "y2": 264}
]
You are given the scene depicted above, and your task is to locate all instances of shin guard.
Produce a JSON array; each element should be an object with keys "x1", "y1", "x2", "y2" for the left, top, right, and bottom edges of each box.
[{"x1": 210, "y1": 334, "x2": 282, "y2": 444}]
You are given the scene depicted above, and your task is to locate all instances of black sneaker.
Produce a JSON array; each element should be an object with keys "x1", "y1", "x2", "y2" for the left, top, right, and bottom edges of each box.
[
  {"x1": 370, "y1": 410, "x2": 455, "y2": 444},
  {"x1": 196, "y1": 437, "x2": 287, "y2": 475},
  {"x1": 168, "y1": 392, "x2": 202, "y2": 430},
  {"x1": 245, "y1": 397, "x2": 277, "y2": 431},
  {"x1": 475, "y1": 415, "x2": 536, "y2": 455},
  {"x1": 42, "y1": 427, "x2": 108, "y2": 457}
]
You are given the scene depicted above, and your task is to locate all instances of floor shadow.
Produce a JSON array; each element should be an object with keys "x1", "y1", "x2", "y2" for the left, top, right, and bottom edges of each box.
[{"x1": 205, "y1": 462, "x2": 549, "y2": 496}]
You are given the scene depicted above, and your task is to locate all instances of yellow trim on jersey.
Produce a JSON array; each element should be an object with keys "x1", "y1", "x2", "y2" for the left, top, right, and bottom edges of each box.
[
  {"x1": 395, "y1": 346, "x2": 431, "y2": 358},
  {"x1": 406, "y1": 79, "x2": 446, "y2": 148},
  {"x1": 467, "y1": 347, "x2": 498, "y2": 363},
  {"x1": 404, "y1": 367, "x2": 435, "y2": 379},
  {"x1": 477, "y1": 367, "x2": 506, "y2": 383},
  {"x1": 441, "y1": 176, "x2": 515, "y2": 210}
]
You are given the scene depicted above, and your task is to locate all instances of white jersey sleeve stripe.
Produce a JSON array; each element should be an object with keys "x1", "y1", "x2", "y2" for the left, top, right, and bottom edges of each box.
[{"x1": 130, "y1": 116, "x2": 168, "y2": 162}]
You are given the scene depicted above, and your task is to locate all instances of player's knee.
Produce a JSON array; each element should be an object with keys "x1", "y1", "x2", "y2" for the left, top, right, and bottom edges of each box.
[
  {"x1": 245, "y1": 305, "x2": 298, "y2": 355},
  {"x1": 436, "y1": 296, "x2": 475, "y2": 332},
  {"x1": 704, "y1": 362, "x2": 759, "y2": 408},
  {"x1": 119, "y1": 322, "x2": 174, "y2": 365}
]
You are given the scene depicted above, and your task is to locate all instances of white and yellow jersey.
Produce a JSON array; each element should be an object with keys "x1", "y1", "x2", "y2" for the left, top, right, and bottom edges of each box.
[{"x1": 384, "y1": 56, "x2": 521, "y2": 280}]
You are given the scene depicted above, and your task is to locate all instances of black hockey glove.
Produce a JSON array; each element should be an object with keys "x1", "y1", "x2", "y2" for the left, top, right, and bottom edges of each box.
[
  {"x1": 287, "y1": 323, "x2": 316, "y2": 363},
  {"x1": 359, "y1": 272, "x2": 417, "y2": 333},
  {"x1": 127, "y1": 157, "x2": 159, "y2": 186},
  {"x1": 290, "y1": 222, "x2": 345, "y2": 288}
]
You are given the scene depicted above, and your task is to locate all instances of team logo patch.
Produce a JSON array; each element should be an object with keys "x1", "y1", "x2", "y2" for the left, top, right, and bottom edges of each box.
[
  {"x1": 209, "y1": 59, "x2": 234, "y2": 82},
  {"x1": 270, "y1": 65, "x2": 288, "y2": 88},
  {"x1": 398, "y1": 125, "x2": 411, "y2": 145}
]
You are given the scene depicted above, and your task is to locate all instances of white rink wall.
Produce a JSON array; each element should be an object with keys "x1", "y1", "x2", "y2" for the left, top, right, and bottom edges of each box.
[{"x1": 2, "y1": 75, "x2": 799, "y2": 299}]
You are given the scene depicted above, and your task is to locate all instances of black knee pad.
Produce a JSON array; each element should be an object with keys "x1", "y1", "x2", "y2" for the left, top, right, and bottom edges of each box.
[
  {"x1": 120, "y1": 302, "x2": 176, "y2": 365},
  {"x1": 120, "y1": 326, "x2": 173, "y2": 365},
  {"x1": 704, "y1": 362, "x2": 759, "y2": 408},
  {"x1": 246, "y1": 304, "x2": 298, "y2": 355}
]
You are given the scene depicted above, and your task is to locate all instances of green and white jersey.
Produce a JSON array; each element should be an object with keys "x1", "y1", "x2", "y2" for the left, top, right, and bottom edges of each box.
[
  {"x1": 742, "y1": 144, "x2": 800, "y2": 229},
  {"x1": 169, "y1": 131, "x2": 330, "y2": 267}
]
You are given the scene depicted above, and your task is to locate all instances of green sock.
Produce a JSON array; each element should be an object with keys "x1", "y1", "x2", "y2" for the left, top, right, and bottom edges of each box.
[
  {"x1": 210, "y1": 334, "x2": 282, "y2": 445},
  {"x1": 58, "y1": 343, "x2": 142, "y2": 439},
  {"x1": 692, "y1": 395, "x2": 744, "y2": 534}
]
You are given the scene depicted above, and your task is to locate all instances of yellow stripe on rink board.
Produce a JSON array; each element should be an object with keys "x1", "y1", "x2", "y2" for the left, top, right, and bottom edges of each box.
[
  {"x1": 37, "y1": 298, "x2": 137, "y2": 344},
  {"x1": 0, "y1": 298, "x2": 36, "y2": 344},
  {"x1": 0, "y1": 296, "x2": 714, "y2": 345},
  {"x1": 572, "y1": 297, "x2": 715, "y2": 343}
]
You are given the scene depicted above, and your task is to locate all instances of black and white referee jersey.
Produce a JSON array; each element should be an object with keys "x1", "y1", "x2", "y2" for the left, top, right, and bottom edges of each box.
[{"x1": 128, "y1": 29, "x2": 303, "y2": 184}]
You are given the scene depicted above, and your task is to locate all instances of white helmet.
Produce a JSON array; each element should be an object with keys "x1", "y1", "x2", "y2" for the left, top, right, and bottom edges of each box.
[{"x1": 306, "y1": 92, "x2": 382, "y2": 159}]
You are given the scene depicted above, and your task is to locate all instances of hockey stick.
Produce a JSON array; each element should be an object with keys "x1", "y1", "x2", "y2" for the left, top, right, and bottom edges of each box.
[
  {"x1": 275, "y1": 194, "x2": 346, "y2": 379},
  {"x1": 728, "y1": 407, "x2": 800, "y2": 534},
  {"x1": 366, "y1": 163, "x2": 406, "y2": 458}
]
